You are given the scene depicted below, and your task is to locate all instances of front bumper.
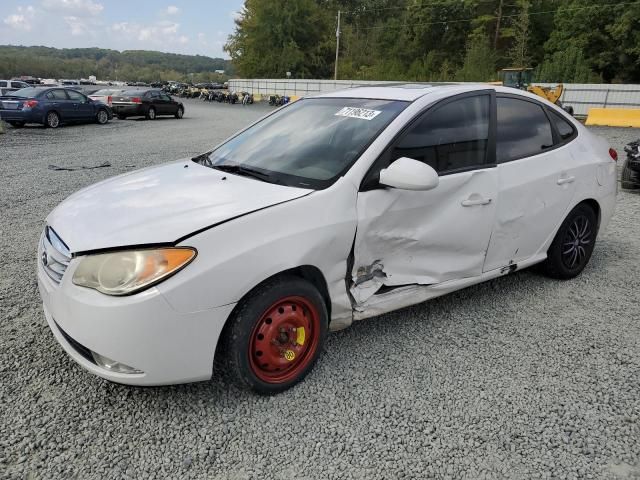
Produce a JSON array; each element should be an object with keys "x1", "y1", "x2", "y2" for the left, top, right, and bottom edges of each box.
[{"x1": 37, "y1": 252, "x2": 235, "y2": 386}]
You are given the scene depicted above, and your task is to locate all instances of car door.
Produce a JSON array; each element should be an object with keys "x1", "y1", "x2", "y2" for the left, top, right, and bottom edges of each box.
[
  {"x1": 66, "y1": 89, "x2": 94, "y2": 120},
  {"x1": 351, "y1": 91, "x2": 498, "y2": 304},
  {"x1": 46, "y1": 89, "x2": 75, "y2": 119},
  {"x1": 146, "y1": 91, "x2": 163, "y2": 113},
  {"x1": 483, "y1": 95, "x2": 578, "y2": 272},
  {"x1": 160, "y1": 93, "x2": 177, "y2": 114}
]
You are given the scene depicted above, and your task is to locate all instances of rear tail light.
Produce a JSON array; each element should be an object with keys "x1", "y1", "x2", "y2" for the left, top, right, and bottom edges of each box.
[
  {"x1": 131, "y1": 97, "x2": 141, "y2": 104},
  {"x1": 107, "y1": 95, "x2": 112, "y2": 106},
  {"x1": 609, "y1": 148, "x2": 618, "y2": 162},
  {"x1": 24, "y1": 99, "x2": 38, "y2": 108}
]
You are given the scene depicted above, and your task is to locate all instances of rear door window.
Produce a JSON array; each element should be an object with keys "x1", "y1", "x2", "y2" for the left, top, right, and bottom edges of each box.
[
  {"x1": 496, "y1": 97, "x2": 553, "y2": 163},
  {"x1": 47, "y1": 90, "x2": 69, "y2": 100},
  {"x1": 0, "y1": 81, "x2": 7, "y2": 87}
]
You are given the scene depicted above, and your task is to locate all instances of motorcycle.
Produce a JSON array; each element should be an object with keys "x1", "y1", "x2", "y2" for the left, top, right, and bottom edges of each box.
[{"x1": 622, "y1": 139, "x2": 640, "y2": 190}]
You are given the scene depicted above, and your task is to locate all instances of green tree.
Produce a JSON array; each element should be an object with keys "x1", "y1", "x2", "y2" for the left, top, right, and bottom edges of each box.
[
  {"x1": 224, "y1": 0, "x2": 332, "y2": 78},
  {"x1": 457, "y1": 32, "x2": 496, "y2": 81}
]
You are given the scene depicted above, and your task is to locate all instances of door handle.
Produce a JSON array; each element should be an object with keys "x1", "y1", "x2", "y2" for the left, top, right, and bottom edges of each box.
[
  {"x1": 461, "y1": 197, "x2": 492, "y2": 207},
  {"x1": 557, "y1": 176, "x2": 575, "y2": 185}
]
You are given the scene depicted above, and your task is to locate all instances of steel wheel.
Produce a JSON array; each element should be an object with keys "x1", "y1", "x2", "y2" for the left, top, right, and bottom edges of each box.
[
  {"x1": 561, "y1": 214, "x2": 592, "y2": 269},
  {"x1": 248, "y1": 296, "x2": 321, "y2": 384},
  {"x1": 46, "y1": 111, "x2": 60, "y2": 128}
]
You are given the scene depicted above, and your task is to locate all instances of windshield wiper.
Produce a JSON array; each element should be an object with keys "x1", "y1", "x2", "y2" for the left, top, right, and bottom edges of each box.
[{"x1": 212, "y1": 164, "x2": 273, "y2": 183}]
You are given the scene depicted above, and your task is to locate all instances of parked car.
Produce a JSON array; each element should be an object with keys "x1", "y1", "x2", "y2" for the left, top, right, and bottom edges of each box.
[
  {"x1": 38, "y1": 85, "x2": 617, "y2": 393},
  {"x1": 0, "y1": 87, "x2": 112, "y2": 128},
  {"x1": 0, "y1": 79, "x2": 30, "y2": 96},
  {"x1": 621, "y1": 139, "x2": 640, "y2": 189},
  {"x1": 111, "y1": 89, "x2": 184, "y2": 120},
  {"x1": 88, "y1": 88, "x2": 123, "y2": 108}
]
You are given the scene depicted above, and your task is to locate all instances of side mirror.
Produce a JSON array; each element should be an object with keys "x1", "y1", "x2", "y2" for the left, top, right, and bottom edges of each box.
[{"x1": 379, "y1": 157, "x2": 439, "y2": 191}]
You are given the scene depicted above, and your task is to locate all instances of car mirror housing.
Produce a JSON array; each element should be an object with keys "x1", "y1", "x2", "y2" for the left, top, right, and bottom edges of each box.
[{"x1": 379, "y1": 157, "x2": 439, "y2": 191}]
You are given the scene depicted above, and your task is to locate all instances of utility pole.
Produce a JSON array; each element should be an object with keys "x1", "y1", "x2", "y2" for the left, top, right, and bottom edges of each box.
[
  {"x1": 334, "y1": 10, "x2": 341, "y2": 80},
  {"x1": 494, "y1": 0, "x2": 503, "y2": 51}
]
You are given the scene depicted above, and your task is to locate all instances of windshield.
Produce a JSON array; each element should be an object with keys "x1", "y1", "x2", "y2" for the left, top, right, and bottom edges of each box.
[
  {"x1": 7, "y1": 87, "x2": 41, "y2": 98},
  {"x1": 196, "y1": 97, "x2": 408, "y2": 189}
]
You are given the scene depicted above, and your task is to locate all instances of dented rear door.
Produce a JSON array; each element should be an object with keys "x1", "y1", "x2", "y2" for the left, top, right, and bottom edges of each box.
[
  {"x1": 483, "y1": 95, "x2": 577, "y2": 272},
  {"x1": 351, "y1": 91, "x2": 498, "y2": 305}
]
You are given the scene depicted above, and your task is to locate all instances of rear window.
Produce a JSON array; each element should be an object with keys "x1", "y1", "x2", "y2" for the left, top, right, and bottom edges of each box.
[
  {"x1": 92, "y1": 89, "x2": 119, "y2": 95},
  {"x1": 122, "y1": 90, "x2": 146, "y2": 97},
  {"x1": 8, "y1": 87, "x2": 40, "y2": 97}
]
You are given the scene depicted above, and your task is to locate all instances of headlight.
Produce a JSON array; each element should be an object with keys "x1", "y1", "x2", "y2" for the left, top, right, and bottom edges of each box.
[{"x1": 72, "y1": 247, "x2": 196, "y2": 296}]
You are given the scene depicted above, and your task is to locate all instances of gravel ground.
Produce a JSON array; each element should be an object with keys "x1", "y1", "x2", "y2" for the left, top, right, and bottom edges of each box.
[{"x1": 1, "y1": 100, "x2": 639, "y2": 480}]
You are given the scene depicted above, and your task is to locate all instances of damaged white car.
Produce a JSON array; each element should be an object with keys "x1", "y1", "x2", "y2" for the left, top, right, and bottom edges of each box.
[{"x1": 38, "y1": 84, "x2": 617, "y2": 393}]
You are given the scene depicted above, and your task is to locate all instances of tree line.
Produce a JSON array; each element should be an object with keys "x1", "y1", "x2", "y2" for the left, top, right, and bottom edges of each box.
[
  {"x1": 225, "y1": 0, "x2": 640, "y2": 83},
  {"x1": 0, "y1": 46, "x2": 234, "y2": 83}
]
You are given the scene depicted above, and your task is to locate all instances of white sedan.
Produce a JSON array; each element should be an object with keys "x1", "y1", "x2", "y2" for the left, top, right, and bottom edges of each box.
[
  {"x1": 88, "y1": 88, "x2": 122, "y2": 107},
  {"x1": 37, "y1": 84, "x2": 617, "y2": 393}
]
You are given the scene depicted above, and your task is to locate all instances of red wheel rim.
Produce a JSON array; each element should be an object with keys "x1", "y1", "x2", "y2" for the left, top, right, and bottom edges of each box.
[{"x1": 248, "y1": 296, "x2": 320, "y2": 384}]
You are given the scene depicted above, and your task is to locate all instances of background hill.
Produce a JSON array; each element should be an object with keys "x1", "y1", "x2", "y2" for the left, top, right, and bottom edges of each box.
[{"x1": 0, "y1": 45, "x2": 234, "y2": 82}]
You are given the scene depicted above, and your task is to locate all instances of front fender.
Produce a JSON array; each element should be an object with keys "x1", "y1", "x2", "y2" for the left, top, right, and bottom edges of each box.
[{"x1": 157, "y1": 178, "x2": 359, "y2": 325}]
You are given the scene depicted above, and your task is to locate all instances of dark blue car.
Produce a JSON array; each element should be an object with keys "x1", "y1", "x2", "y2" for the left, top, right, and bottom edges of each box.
[{"x1": 0, "y1": 87, "x2": 112, "y2": 128}]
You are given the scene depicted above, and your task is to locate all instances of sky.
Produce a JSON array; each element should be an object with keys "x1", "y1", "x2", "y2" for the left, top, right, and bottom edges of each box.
[{"x1": 0, "y1": 0, "x2": 245, "y2": 58}]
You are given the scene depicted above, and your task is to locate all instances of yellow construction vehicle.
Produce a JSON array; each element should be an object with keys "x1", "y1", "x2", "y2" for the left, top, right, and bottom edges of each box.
[{"x1": 500, "y1": 68, "x2": 572, "y2": 115}]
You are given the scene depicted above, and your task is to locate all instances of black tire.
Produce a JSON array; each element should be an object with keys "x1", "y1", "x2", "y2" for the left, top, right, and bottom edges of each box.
[
  {"x1": 45, "y1": 111, "x2": 60, "y2": 128},
  {"x1": 175, "y1": 106, "x2": 184, "y2": 119},
  {"x1": 96, "y1": 109, "x2": 109, "y2": 125},
  {"x1": 146, "y1": 107, "x2": 156, "y2": 120},
  {"x1": 621, "y1": 158, "x2": 640, "y2": 190},
  {"x1": 219, "y1": 275, "x2": 328, "y2": 394},
  {"x1": 539, "y1": 203, "x2": 598, "y2": 279},
  {"x1": 8, "y1": 121, "x2": 24, "y2": 128},
  {"x1": 117, "y1": 114, "x2": 127, "y2": 120}
]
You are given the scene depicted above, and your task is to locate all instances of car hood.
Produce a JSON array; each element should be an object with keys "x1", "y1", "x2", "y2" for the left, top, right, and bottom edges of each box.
[{"x1": 47, "y1": 160, "x2": 311, "y2": 253}]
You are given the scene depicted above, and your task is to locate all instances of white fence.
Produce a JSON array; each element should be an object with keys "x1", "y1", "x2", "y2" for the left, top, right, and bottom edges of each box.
[{"x1": 229, "y1": 79, "x2": 640, "y2": 117}]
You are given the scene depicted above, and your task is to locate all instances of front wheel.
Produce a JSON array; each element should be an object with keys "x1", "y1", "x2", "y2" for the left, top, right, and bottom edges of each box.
[
  {"x1": 220, "y1": 275, "x2": 328, "y2": 394},
  {"x1": 539, "y1": 203, "x2": 598, "y2": 279},
  {"x1": 175, "y1": 107, "x2": 184, "y2": 119}
]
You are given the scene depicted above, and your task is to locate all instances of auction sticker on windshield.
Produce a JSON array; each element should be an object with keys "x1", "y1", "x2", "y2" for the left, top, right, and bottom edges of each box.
[{"x1": 335, "y1": 106, "x2": 382, "y2": 121}]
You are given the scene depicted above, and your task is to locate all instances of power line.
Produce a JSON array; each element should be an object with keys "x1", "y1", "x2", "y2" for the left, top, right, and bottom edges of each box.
[
  {"x1": 342, "y1": 1, "x2": 640, "y2": 29},
  {"x1": 342, "y1": 1, "x2": 524, "y2": 15}
]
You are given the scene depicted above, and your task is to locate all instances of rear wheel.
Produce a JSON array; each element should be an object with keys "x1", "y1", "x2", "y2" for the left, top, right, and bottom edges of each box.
[
  {"x1": 45, "y1": 111, "x2": 60, "y2": 128},
  {"x1": 146, "y1": 107, "x2": 156, "y2": 120},
  {"x1": 96, "y1": 109, "x2": 109, "y2": 125},
  {"x1": 8, "y1": 121, "x2": 24, "y2": 128},
  {"x1": 175, "y1": 106, "x2": 184, "y2": 119},
  {"x1": 539, "y1": 203, "x2": 598, "y2": 279},
  {"x1": 220, "y1": 275, "x2": 327, "y2": 394}
]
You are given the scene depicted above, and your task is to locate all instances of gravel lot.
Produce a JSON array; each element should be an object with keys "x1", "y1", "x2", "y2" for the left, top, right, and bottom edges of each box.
[{"x1": 1, "y1": 100, "x2": 639, "y2": 480}]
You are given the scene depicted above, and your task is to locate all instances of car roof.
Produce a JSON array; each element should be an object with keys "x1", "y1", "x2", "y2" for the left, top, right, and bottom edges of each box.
[
  {"x1": 315, "y1": 83, "x2": 494, "y2": 101},
  {"x1": 314, "y1": 83, "x2": 559, "y2": 105}
]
